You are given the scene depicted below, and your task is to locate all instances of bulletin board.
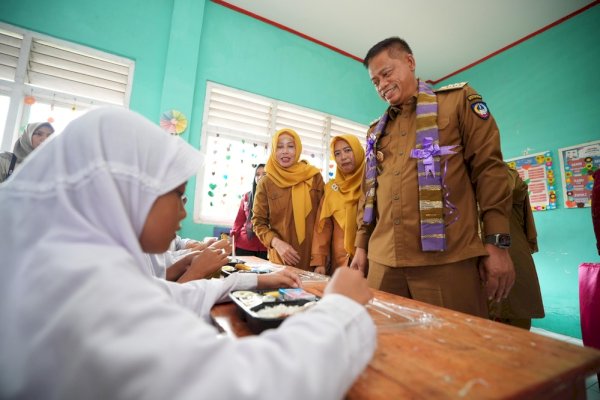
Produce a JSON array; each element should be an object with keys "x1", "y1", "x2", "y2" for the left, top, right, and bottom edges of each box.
[
  {"x1": 505, "y1": 151, "x2": 557, "y2": 211},
  {"x1": 558, "y1": 140, "x2": 600, "y2": 208}
]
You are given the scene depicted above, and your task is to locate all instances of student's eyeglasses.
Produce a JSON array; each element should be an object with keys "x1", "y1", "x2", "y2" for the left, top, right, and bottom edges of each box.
[{"x1": 180, "y1": 194, "x2": 188, "y2": 206}]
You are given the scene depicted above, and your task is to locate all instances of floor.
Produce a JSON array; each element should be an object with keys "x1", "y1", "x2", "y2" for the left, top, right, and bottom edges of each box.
[{"x1": 530, "y1": 327, "x2": 600, "y2": 400}]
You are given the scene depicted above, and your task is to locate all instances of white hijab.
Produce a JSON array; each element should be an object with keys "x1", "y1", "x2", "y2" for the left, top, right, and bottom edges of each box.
[
  {"x1": 1, "y1": 107, "x2": 201, "y2": 273},
  {"x1": 0, "y1": 107, "x2": 202, "y2": 396}
]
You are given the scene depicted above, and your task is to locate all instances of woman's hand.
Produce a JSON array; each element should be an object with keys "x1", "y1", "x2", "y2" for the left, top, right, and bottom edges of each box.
[
  {"x1": 313, "y1": 266, "x2": 327, "y2": 275},
  {"x1": 257, "y1": 268, "x2": 301, "y2": 289},
  {"x1": 271, "y1": 237, "x2": 301, "y2": 265},
  {"x1": 324, "y1": 267, "x2": 372, "y2": 305},
  {"x1": 208, "y1": 238, "x2": 232, "y2": 255}
]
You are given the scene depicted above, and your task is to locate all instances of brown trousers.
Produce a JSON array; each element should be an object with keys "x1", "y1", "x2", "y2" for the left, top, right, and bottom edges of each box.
[{"x1": 367, "y1": 258, "x2": 488, "y2": 318}]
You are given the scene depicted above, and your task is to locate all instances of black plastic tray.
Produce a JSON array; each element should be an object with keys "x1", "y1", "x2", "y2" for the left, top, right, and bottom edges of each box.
[{"x1": 229, "y1": 289, "x2": 319, "y2": 333}]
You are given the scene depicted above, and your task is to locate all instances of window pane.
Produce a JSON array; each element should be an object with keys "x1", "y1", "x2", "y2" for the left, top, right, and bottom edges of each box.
[
  {"x1": 26, "y1": 101, "x2": 90, "y2": 134},
  {"x1": 0, "y1": 94, "x2": 10, "y2": 145},
  {"x1": 196, "y1": 132, "x2": 269, "y2": 225}
]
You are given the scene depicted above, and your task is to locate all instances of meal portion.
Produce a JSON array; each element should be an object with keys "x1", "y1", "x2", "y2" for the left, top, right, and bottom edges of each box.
[{"x1": 229, "y1": 289, "x2": 320, "y2": 333}]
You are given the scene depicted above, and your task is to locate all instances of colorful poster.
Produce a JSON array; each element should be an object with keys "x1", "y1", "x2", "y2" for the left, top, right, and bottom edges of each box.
[
  {"x1": 505, "y1": 151, "x2": 557, "y2": 211},
  {"x1": 558, "y1": 140, "x2": 600, "y2": 208}
]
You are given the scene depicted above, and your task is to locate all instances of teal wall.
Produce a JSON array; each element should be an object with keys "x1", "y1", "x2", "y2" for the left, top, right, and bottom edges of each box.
[
  {"x1": 437, "y1": 5, "x2": 600, "y2": 337},
  {"x1": 3, "y1": 0, "x2": 597, "y2": 338}
]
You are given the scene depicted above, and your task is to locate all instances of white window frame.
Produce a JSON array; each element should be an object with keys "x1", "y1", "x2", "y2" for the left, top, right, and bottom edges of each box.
[
  {"x1": 193, "y1": 81, "x2": 368, "y2": 226},
  {"x1": 0, "y1": 22, "x2": 135, "y2": 150}
]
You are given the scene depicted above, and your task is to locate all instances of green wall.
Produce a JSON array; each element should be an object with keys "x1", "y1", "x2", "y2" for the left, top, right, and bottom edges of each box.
[{"x1": 437, "y1": 5, "x2": 600, "y2": 337}]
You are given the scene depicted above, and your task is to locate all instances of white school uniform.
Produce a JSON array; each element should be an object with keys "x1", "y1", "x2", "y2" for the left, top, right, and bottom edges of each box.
[{"x1": 0, "y1": 107, "x2": 376, "y2": 400}]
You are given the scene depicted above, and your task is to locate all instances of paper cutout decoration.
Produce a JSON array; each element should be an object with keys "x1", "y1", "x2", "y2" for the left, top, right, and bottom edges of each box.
[
  {"x1": 559, "y1": 140, "x2": 600, "y2": 208},
  {"x1": 160, "y1": 110, "x2": 188, "y2": 135},
  {"x1": 505, "y1": 151, "x2": 556, "y2": 211}
]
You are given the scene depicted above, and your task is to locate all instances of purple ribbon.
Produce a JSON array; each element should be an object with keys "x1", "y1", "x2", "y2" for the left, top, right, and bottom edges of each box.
[{"x1": 410, "y1": 137, "x2": 456, "y2": 177}]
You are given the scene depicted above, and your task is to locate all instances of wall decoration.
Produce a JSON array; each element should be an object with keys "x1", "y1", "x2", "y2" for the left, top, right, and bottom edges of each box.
[
  {"x1": 558, "y1": 140, "x2": 600, "y2": 208},
  {"x1": 160, "y1": 110, "x2": 188, "y2": 135},
  {"x1": 505, "y1": 150, "x2": 556, "y2": 211}
]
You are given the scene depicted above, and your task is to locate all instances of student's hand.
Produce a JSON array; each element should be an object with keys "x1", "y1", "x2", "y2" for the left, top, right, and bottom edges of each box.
[
  {"x1": 349, "y1": 247, "x2": 368, "y2": 277},
  {"x1": 313, "y1": 266, "x2": 327, "y2": 275},
  {"x1": 479, "y1": 245, "x2": 515, "y2": 303},
  {"x1": 177, "y1": 248, "x2": 229, "y2": 283},
  {"x1": 271, "y1": 237, "x2": 301, "y2": 266},
  {"x1": 186, "y1": 241, "x2": 210, "y2": 251},
  {"x1": 202, "y1": 237, "x2": 218, "y2": 246},
  {"x1": 209, "y1": 239, "x2": 232, "y2": 256},
  {"x1": 185, "y1": 240, "x2": 206, "y2": 250},
  {"x1": 257, "y1": 268, "x2": 301, "y2": 289},
  {"x1": 165, "y1": 251, "x2": 201, "y2": 281},
  {"x1": 324, "y1": 267, "x2": 372, "y2": 305}
]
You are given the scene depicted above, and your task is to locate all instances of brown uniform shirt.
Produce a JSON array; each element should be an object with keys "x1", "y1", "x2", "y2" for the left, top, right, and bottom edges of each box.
[
  {"x1": 252, "y1": 174, "x2": 324, "y2": 271},
  {"x1": 489, "y1": 168, "x2": 545, "y2": 319},
  {"x1": 356, "y1": 84, "x2": 511, "y2": 267},
  {"x1": 310, "y1": 193, "x2": 351, "y2": 273}
]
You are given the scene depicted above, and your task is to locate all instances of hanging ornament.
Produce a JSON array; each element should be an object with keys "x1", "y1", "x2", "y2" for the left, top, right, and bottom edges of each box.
[
  {"x1": 159, "y1": 110, "x2": 188, "y2": 135},
  {"x1": 24, "y1": 96, "x2": 36, "y2": 105},
  {"x1": 47, "y1": 117, "x2": 55, "y2": 123}
]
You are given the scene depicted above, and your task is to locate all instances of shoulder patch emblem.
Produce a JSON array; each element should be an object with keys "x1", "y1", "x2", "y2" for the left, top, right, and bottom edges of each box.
[
  {"x1": 467, "y1": 94, "x2": 482, "y2": 102},
  {"x1": 471, "y1": 101, "x2": 490, "y2": 120},
  {"x1": 435, "y1": 81, "x2": 468, "y2": 92}
]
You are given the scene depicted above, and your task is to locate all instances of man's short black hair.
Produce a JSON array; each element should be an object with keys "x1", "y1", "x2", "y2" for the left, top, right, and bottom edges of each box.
[{"x1": 363, "y1": 37, "x2": 413, "y2": 68}]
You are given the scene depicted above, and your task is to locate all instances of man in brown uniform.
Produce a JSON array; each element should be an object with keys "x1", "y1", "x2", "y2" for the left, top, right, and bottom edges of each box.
[{"x1": 350, "y1": 37, "x2": 515, "y2": 317}]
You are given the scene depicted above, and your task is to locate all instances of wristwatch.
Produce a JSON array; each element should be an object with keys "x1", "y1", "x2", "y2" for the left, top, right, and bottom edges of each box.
[{"x1": 484, "y1": 234, "x2": 511, "y2": 249}]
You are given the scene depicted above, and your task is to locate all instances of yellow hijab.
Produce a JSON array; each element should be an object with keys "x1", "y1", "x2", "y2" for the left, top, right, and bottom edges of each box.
[
  {"x1": 318, "y1": 134, "x2": 365, "y2": 256},
  {"x1": 265, "y1": 128, "x2": 320, "y2": 244}
]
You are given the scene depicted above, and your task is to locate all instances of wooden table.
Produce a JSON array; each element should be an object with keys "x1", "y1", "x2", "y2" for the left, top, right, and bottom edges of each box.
[{"x1": 212, "y1": 258, "x2": 600, "y2": 399}]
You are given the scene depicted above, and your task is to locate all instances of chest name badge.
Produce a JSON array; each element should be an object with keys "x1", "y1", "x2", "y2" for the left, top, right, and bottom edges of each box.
[{"x1": 471, "y1": 101, "x2": 490, "y2": 120}]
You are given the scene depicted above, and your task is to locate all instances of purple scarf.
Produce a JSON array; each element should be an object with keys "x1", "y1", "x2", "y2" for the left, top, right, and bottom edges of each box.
[{"x1": 363, "y1": 80, "x2": 456, "y2": 252}]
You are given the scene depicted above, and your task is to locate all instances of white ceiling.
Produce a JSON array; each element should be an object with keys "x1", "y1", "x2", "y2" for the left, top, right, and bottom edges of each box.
[{"x1": 219, "y1": 0, "x2": 596, "y2": 82}]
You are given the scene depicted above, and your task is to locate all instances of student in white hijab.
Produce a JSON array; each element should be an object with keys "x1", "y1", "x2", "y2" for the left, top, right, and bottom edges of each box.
[
  {"x1": 0, "y1": 107, "x2": 376, "y2": 400},
  {"x1": 0, "y1": 121, "x2": 54, "y2": 182}
]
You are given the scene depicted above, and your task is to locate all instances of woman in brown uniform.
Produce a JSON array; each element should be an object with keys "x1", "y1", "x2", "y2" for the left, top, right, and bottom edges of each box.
[
  {"x1": 252, "y1": 129, "x2": 324, "y2": 270},
  {"x1": 311, "y1": 135, "x2": 365, "y2": 275},
  {"x1": 489, "y1": 167, "x2": 545, "y2": 330}
]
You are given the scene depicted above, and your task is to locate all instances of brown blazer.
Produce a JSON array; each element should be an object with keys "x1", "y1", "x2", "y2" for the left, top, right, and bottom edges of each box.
[
  {"x1": 252, "y1": 174, "x2": 324, "y2": 271},
  {"x1": 310, "y1": 195, "x2": 351, "y2": 273}
]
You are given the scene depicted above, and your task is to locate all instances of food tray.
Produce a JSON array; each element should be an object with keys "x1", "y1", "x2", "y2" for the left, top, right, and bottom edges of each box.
[
  {"x1": 226, "y1": 257, "x2": 246, "y2": 267},
  {"x1": 221, "y1": 260, "x2": 278, "y2": 277},
  {"x1": 229, "y1": 289, "x2": 320, "y2": 333}
]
